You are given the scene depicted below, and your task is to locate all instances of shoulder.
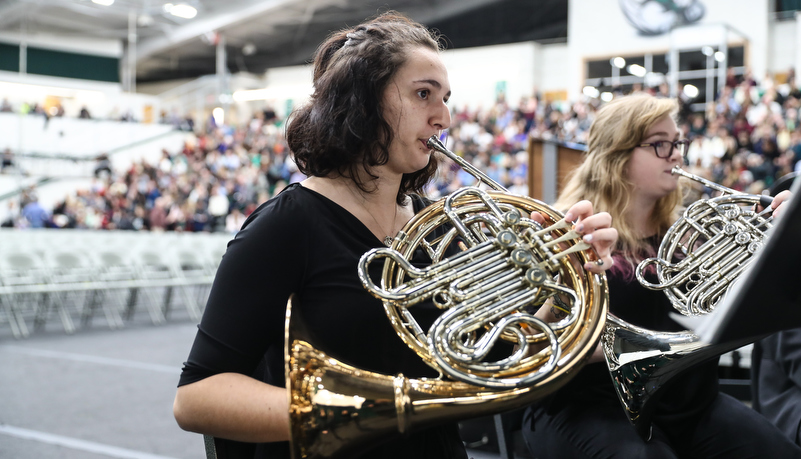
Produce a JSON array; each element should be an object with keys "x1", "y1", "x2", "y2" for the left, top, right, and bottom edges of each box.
[
  {"x1": 241, "y1": 184, "x2": 316, "y2": 230},
  {"x1": 229, "y1": 184, "x2": 321, "y2": 253}
]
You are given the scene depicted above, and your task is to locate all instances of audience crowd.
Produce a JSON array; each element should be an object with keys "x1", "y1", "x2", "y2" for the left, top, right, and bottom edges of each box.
[{"x1": 2, "y1": 67, "x2": 800, "y2": 233}]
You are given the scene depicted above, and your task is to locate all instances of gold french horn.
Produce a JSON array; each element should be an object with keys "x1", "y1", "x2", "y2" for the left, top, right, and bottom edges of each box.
[
  {"x1": 603, "y1": 165, "x2": 777, "y2": 439},
  {"x1": 285, "y1": 136, "x2": 609, "y2": 458}
]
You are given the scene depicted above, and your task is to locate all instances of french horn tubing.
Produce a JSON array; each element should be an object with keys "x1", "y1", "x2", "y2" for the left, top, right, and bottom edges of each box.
[
  {"x1": 603, "y1": 165, "x2": 776, "y2": 440},
  {"x1": 637, "y1": 165, "x2": 774, "y2": 315},
  {"x1": 285, "y1": 135, "x2": 609, "y2": 458}
]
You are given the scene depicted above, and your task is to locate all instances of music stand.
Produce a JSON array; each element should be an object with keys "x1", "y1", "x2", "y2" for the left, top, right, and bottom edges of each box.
[{"x1": 674, "y1": 178, "x2": 801, "y2": 344}]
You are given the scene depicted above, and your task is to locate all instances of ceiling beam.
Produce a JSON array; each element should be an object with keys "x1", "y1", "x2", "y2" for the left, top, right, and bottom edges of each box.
[
  {"x1": 237, "y1": 0, "x2": 510, "y2": 73},
  {"x1": 408, "y1": 0, "x2": 509, "y2": 25},
  {"x1": 292, "y1": 0, "x2": 320, "y2": 48},
  {"x1": 0, "y1": 2, "x2": 30, "y2": 31},
  {"x1": 135, "y1": 0, "x2": 326, "y2": 62},
  {"x1": 25, "y1": 13, "x2": 128, "y2": 37}
]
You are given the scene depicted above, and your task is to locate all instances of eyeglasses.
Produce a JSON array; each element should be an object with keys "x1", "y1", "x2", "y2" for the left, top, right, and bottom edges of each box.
[{"x1": 637, "y1": 139, "x2": 690, "y2": 158}]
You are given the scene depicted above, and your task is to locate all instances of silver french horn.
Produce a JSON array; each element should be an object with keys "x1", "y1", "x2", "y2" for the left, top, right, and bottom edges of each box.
[
  {"x1": 603, "y1": 165, "x2": 777, "y2": 439},
  {"x1": 285, "y1": 136, "x2": 609, "y2": 458},
  {"x1": 637, "y1": 166, "x2": 775, "y2": 315}
]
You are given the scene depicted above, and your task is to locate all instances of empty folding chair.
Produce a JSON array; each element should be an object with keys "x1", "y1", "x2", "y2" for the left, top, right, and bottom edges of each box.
[
  {"x1": 0, "y1": 252, "x2": 40, "y2": 338},
  {"x1": 170, "y1": 248, "x2": 214, "y2": 322},
  {"x1": 43, "y1": 249, "x2": 112, "y2": 331},
  {"x1": 88, "y1": 248, "x2": 142, "y2": 325},
  {"x1": 0, "y1": 250, "x2": 68, "y2": 335},
  {"x1": 129, "y1": 248, "x2": 175, "y2": 324}
]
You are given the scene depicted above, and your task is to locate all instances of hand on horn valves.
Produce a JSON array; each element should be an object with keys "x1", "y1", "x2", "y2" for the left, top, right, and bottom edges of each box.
[
  {"x1": 764, "y1": 190, "x2": 793, "y2": 220},
  {"x1": 530, "y1": 200, "x2": 617, "y2": 275}
]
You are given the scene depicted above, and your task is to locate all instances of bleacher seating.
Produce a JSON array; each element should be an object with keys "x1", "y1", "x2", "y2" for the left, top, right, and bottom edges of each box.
[
  {"x1": 0, "y1": 228, "x2": 232, "y2": 338},
  {"x1": 0, "y1": 113, "x2": 177, "y2": 160}
]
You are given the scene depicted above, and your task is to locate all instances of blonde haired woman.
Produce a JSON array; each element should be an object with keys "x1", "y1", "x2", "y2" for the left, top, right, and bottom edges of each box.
[{"x1": 522, "y1": 93, "x2": 799, "y2": 458}]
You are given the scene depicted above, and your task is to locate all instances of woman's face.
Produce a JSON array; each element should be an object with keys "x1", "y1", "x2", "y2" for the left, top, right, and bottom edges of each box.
[
  {"x1": 626, "y1": 114, "x2": 683, "y2": 201},
  {"x1": 381, "y1": 46, "x2": 452, "y2": 174}
]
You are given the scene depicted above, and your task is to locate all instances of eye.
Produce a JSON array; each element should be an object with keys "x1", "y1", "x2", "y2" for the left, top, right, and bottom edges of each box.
[{"x1": 417, "y1": 89, "x2": 429, "y2": 100}]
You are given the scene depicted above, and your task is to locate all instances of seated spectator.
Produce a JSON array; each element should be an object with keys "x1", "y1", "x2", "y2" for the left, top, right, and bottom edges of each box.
[
  {"x1": 1, "y1": 148, "x2": 13, "y2": 172},
  {"x1": 1, "y1": 200, "x2": 19, "y2": 227},
  {"x1": 94, "y1": 154, "x2": 112, "y2": 178},
  {"x1": 225, "y1": 207, "x2": 246, "y2": 234},
  {"x1": 21, "y1": 195, "x2": 50, "y2": 228}
]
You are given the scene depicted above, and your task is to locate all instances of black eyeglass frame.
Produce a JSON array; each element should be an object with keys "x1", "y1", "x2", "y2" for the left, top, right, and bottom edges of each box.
[{"x1": 637, "y1": 139, "x2": 690, "y2": 158}]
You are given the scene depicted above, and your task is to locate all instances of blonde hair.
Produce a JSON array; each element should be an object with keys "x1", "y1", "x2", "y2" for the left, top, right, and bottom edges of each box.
[{"x1": 555, "y1": 93, "x2": 684, "y2": 267}]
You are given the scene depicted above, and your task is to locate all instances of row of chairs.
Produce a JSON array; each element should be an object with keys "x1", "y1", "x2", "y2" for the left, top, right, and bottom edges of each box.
[{"x1": 0, "y1": 229, "x2": 233, "y2": 339}]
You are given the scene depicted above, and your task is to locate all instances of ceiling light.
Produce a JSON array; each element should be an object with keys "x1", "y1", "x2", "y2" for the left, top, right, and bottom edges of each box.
[
  {"x1": 714, "y1": 51, "x2": 726, "y2": 62},
  {"x1": 600, "y1": 92, "x2": 614, "y2": 102},
  {"x1": 138, "y1": 14, "x2": 154, "y2": 27},
  {"x1": 212, "y1": 107, "x2": 225, "y2": 126},
  {"x1": 582, "y1": 86, "x2": 600, "y2": 98},
  {"x1": 610, "y1": 57, "x2": 626, "y2": 69},
  {"x1": 92, "y1": 0, "x2": 115, "y2": 5},
  {"x1": 165, "y1": 3, "x2": 197, "y2": 19},
  {"x1": 242, "y1": 43, "x2": 257, "y2": 56},
  {"x1": 627, "y1": 64, "x2": 646, "y2": 77},
  {"x1": 644, "y1": 72, "x2": 666, "y2": 87},
  {"x1": 683, "y1": 84, "x2": 699, "y2": 98}
]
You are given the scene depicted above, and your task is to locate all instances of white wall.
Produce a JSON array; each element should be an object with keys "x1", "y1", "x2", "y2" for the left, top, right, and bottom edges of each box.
[
  {"x1": 229, "y1": 42, "x2": 550, "y2": 120},
  {"x1": 798, "y1": 13, "x2": 801, "y2": 81},
  {"x1": 252, "y1": 65, "x2": 314, "y2": 119},
  {"x1": 536, "y1": 43, "x2": 570, "y2": 96},
  {"x1": 0, "y1": 32, "x2": 122, "y2": 58},
  {"x1": 770, "y1": 20, "x2": 797, "y2": 77},
  {"x1": 441, "y1": 42, "x2": 538, "y2": 111},
  {"x1": 0, "y1": 71, "x2": 161, "y2": 122},
  {"x1": 0, "y1": 113, "x2": 178, "y2": 158},
  {"x1": 568, "y1": 0, "x2": 770, "y2": 99}
]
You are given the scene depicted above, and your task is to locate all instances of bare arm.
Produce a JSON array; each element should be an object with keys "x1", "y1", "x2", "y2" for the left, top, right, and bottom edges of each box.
[{"x1": 173, "y1": 373, "x2": 290, "y2": 443}]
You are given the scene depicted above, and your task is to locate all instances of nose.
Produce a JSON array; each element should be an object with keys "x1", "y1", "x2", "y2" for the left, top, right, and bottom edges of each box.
[
  {"x1": 668, "y1": 142, "x2": 683, "y2": 163},
  {"x1": 432, "y1": 101, "x2": 451, "y2": 131}
]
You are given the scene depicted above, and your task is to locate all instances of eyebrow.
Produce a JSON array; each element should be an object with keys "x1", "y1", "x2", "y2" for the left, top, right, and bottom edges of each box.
[
  {"x1": 644, "y1": 131, "x2": 680, "y2": 140},
  {"x1": 413, "y1": 79, "x2": 452, "y2": 98}
]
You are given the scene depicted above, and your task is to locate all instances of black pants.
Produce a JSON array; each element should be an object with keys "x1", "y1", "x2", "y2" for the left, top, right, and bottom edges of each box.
[{"x1": 522, "y1": 392, "x2": 801, "y2": 459}]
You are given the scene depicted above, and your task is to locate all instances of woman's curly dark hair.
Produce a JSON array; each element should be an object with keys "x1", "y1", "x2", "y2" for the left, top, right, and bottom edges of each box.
[{"x1": 286, "y1": 11, "x2": 444, "y2": 205}]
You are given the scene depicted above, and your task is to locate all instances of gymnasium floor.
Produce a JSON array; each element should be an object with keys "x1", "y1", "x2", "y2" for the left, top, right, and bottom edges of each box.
[{"x1": 0, "y1": 307, "x2": 525, "y2": 459}]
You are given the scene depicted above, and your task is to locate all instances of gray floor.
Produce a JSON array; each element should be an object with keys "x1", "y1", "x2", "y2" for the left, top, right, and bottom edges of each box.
[
  {"x1": 0, "y1": 317, "x2": 205, "y2": 459},
  {"x1": 0, "y1": 306, "x2": 520, "y2": 459}
]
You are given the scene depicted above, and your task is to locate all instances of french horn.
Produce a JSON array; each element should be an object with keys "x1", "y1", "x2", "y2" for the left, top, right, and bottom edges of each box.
[
  {"x1": 603, "y1": 165, "x2": 777, "y2": 439},
  {"x1": 285, "y1": 136, "x2": 609, "y2": 458}
]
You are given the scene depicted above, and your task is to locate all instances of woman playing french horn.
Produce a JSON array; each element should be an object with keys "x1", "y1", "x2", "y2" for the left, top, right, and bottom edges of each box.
[
  {"x1": 172, "y1": 11, "x2": 617, "y2": 459},
  {"x1": 522, "y1": 92, "x2": 799, "y2": 459}
]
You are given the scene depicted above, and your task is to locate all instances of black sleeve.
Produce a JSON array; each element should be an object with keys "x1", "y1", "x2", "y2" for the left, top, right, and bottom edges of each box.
[{"x1": 178, "y1": 192, "x2": 308, "y2": 386}]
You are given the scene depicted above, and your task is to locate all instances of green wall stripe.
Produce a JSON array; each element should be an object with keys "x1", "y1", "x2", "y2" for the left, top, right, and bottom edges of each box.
[
  {"x1": 26, "y1": 46, "x2": 119, "y2": 83},
  {"x1": 0, "y1": 42, "x2": 20, "y2": 72}
]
